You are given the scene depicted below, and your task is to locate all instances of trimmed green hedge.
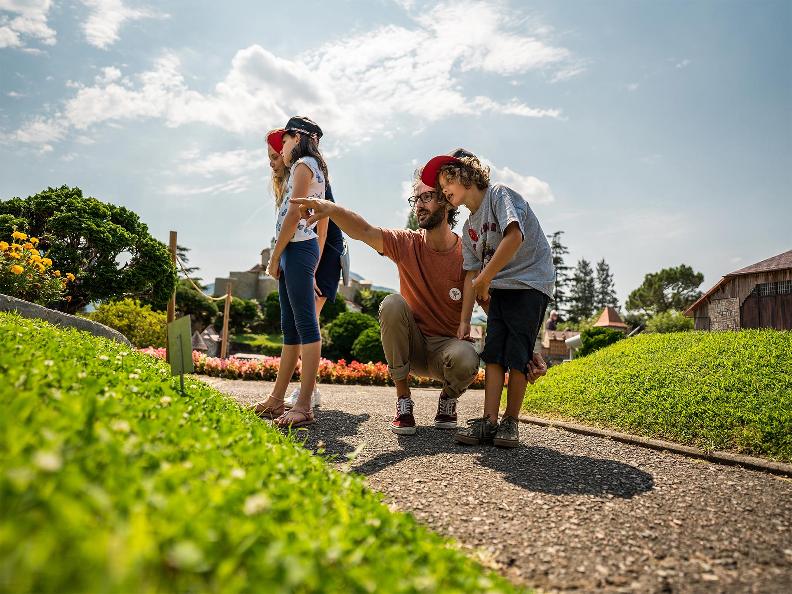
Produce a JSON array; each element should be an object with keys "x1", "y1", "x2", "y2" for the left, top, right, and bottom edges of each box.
[
  {"x1": 521, "y1": 330, "x2": 792, "y2": 461},
  {"x1": 0, "y1": 312, "x2": 524, "y2": 594}
]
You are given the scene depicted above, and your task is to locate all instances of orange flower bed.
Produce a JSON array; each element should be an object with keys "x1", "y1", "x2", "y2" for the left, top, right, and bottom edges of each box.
[{"x1": 139, "y1": 348, "x2": 486, "y2": 389}]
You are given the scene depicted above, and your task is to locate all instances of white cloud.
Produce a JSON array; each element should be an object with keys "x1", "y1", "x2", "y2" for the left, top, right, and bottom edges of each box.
[
  {"x1": 163, "y1": 176, "x2": 253, "y2": 196},
  {"x1": 626, "y1": 82, "x2": 640, "y2": 92},
  {"x1": 675, "y1": 58, "x2": 691, "y2": 69},
  {"x1": 0, "y1": 0, "x2": 55, "y2": 48},
  {"x1": 176, "y1": 147, "x2": 265, "y2": 178},
  {"x1": 487, "y1": 162, "x2": 555, "y2": 204},
  {"x1": 81, "y1": 0, "x2": 166, "y2": 49},
  {"x1": 8, "y1": 1, "x2": 576, "y2": 150}
]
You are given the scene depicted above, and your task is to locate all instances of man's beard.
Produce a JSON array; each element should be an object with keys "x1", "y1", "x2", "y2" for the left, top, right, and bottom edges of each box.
[{"x1": 418, "y1": 208, "x2": 446, "y2": 230}]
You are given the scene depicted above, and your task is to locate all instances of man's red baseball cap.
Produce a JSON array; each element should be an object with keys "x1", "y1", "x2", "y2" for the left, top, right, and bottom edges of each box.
[
  {"x1": 266, "y1": 129, "x2": 285, "y2": 153},
  {"x1": 420, "y1": 148, "x2": 477, "y2": 187}
]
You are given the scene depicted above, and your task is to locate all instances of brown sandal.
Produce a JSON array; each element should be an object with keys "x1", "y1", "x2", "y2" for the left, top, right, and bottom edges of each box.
[
  {"x1": 275, "y1": 408, "x2": 316, "y2": 428},
  {"x1": 251, "y1": 397, "x2": 284, "y2": 419}
]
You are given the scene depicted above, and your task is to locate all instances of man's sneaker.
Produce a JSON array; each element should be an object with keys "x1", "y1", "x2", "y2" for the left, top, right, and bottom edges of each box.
[
  {"x1": 390, "y1": 397, "x2": 417, "y2": 435},
  {"x1": 284, "y1": 386, "x2": 321, "y2": 409},
  {"x1": 434, "y1": 395, "x2": 458, "y2": 429},
  {"x1": 454, "y1": 416, "x2": 498, "y2": 445},
  {"x1": 494, "y1": 415, "x2": 520, "y2": 448}
]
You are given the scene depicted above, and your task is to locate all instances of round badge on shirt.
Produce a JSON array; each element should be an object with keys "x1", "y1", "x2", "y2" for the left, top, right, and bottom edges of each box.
[{"x1": 449, "y1": 287, "x2": 462, "y2": 301}]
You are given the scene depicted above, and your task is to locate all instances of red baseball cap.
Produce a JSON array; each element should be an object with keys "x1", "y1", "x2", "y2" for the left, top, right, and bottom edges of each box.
[
  {"x1": 266, "y1": 129, "x2": 285, "y2": 153},
  {"x1": 420, "y1": 148, "x2": 477, "y2": 187}
]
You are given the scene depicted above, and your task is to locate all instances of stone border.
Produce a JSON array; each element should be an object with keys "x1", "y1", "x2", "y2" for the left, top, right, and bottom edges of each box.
[
  {"x1": 518, "y1": 414, "x2": 792, "y2": 478},
  {"x1": 0, "y1": 293, "x2": 131, "y2": 346}
]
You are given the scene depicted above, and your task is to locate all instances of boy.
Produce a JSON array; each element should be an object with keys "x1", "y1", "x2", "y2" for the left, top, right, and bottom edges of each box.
[{"x1": 420, "y1": 149, "x2": 555, "y2": 447}]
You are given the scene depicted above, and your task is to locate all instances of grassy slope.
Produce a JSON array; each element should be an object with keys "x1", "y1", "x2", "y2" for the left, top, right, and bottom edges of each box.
[
  {"x1": 0, "y1": 313, "x2": 523, "y2": 594},
  {"x1": 520, "y1": 330, "x2": 792, "y2": 462}
]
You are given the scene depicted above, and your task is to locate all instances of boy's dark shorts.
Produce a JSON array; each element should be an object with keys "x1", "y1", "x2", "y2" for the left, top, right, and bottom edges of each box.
[{"x1": 481, "y1": 288, "x2": 549, "y2": 374}]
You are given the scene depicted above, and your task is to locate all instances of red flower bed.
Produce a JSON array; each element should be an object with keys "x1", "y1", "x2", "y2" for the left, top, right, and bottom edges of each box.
[{"x1": 139, "y1": 348, "x2": 486, "y2": 389}]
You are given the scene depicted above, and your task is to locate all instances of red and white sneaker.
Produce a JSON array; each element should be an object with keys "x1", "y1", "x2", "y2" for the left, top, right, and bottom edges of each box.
[
  {"x1": 390, "y1": 397, "x2": 416, "y2": 435},
  {"x1": 434, "y1": 395, "x2": 458, "y2": 429}
]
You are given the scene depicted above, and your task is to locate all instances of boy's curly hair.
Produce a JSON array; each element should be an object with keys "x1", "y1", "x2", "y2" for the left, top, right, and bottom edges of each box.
[
  {"x1": 413, "y1": 167, "x2": 459, "y2": 227},
  {"x1": 437, "y1": 152, "x2": 490, "y2": 192}
]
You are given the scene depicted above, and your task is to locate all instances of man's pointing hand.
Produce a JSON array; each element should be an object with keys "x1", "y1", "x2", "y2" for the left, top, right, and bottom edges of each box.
[{"x1": 291, "y1": 197, "x2": 334, "y2": 225}]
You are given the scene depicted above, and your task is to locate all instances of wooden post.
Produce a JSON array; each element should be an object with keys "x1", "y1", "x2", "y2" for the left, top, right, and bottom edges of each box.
[
  {"x1": 220, "y1": 280, "x2": 232, "y2": 359},
  {"x1": 167, "y1": 230, "x2": 177, "y2": 324}
]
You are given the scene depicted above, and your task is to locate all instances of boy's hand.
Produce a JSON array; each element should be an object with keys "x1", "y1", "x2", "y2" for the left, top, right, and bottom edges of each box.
[
  {"x1": 291, "y1": 197, "x2": 333, "y2": 225},
  {"x1": 526, "y1": 352, "x2": 547, "y2": 384},
  {"x1": 471, "y1": 274, "x2": 491, "y2": 302},
  {"x1": 457, "y1": 321, "x2": 471, "y2": 340}
]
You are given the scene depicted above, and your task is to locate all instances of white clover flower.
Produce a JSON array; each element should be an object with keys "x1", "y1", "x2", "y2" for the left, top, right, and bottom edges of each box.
[{"x1": 34, "y1": 451, "x2": 62, "y2": 472}]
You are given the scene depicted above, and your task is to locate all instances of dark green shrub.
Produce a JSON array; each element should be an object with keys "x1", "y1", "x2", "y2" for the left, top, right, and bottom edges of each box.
[
  {"x1": 176, "y1": 279, "x2": 218, "y2": 331},
  {"x1": 578, "y1": 327, "x2": 624, "y2": 357},
  {"x1": 85, "y1": 298, "x2": 166, "y2": 347},
  {"x1": 351, "y1": 326, "x2": 386, "y2": 363},
  {"x1": 326, "y1": 311, "x2": 378, "y2": 360},
  {"x1": 354, "y1": 289, "x2": 390, "y2": 317},
  {"x1": 215, "y1": 297, "x2": 262, "y2": 334},
  {"x1": 262, "y1": 291, "x2": 281, "y2": 333},
  {"x1": 320, "y1": 295, "x2": 348, "y2": 324}
]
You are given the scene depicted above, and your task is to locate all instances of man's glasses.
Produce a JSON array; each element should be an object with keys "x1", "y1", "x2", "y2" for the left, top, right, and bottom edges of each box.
[{"x1": 408, "y1": 191, "x2": 439, "y2": 208}]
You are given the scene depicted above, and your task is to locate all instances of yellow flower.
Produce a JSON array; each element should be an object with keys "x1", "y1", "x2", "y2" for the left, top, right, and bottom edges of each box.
[
  {"x1": 8, "y1": 252, "x2": 21, "y2": 260},
  {"x1": 66, "y1": 273, "x2": 76, "y2": 282},
  {"x1": 53, "y1": 270, "x2": 61, "y2": 277},
  {"x1": 30, "y1": 248, "x2": 40, "y2": 256},
  {"x1": 0, "y1": 241, "x2": 8, "y2": 251},
  {"x1": 42, "y1": 258, "x2": 53, "y2": 267},
  {"x1": 10, "y1": 265, "x2": 23, "y2": 275},
  {"x1": 30, "y1": 255, "x2": 42, "y2": 263},
  {"x1": 12, "y1": 231, "x2": 27, "y2": 240},
  {"x1": 11, "y1": 243, "x2": 22, "y2": 251},
  {"x1": 30, "y1": 237, "x2": 39, "y2": 245},
  {"x1": 23, "y1": 242, "x2": 33, "y2": 249},
  {"x1": 35, "y1": 263, "x2": 45, "y2": 273}
]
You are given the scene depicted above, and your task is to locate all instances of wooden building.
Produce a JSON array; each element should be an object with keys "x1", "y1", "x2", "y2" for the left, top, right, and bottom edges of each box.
[
  {"x1": 684, "y1": 249, "x2": 792, "y2": 331},
  {"x1": 541, "y1": 329, "x2": 580, "y2": 362}
]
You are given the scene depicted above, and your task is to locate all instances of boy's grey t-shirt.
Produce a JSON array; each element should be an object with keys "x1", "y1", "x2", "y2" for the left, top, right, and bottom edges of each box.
[{"x1": 462, "y1": 183, "x2": 555, "y2": 297}]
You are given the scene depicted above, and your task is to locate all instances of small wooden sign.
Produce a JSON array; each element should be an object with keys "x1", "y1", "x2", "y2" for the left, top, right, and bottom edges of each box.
[{"x1": 167, "y1": 315, "x2": 194, "y2": 377}]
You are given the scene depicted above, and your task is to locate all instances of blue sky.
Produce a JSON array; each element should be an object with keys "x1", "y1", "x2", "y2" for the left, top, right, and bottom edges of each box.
[{"x1": 1, "y1": 0, "x2": 790, "y2": 304}]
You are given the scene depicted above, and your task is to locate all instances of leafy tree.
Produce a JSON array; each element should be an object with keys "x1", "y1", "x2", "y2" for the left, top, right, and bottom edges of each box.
[
  {"x1": 215, "y1": 297, "x2": 262, "y2": 335},
  {"x1": 546, "y1": 230, "x2": 571, "y2": 314},
  {"x1": 176, "y1": 244, "x2": 200, "y2": 280},
  {"x1": 645, "y1": 310, "x2": 694, "y2": 333},
  {"x1": 85, "y1": 298, "x2": 166, "y2": 348},
  {"x1": 594, "y1": 259, "x2": 619, "y2": 311},
  {"x1": 567, "y1": 259, "x2": 596, "y2": 322},
  {"x1": 355, "y1": 289, "x2": 390, "y2": 317},
  {"x1": 405, "y1": 209, "x2": 419, "y2": 231},
  {"x1": 0, "y1": 186, "x2": 176, "y2": 313},
  {"x1": 320, "y1": 295, "x2": 348, "y2": 325},
  {"x1": 626, "y1": 264, "x2": 704, "y2": 316},
  {"x1": 326, "y1": 311, "x2": 378, "y2": 360},
  {"x1": 262, "y1": 291, "x2": 281, "y2": 333},
  {"x1": 578, "y1": 327, "x2": 624, "y2": 357},
  {"x1": 175, "y1": 279, "x2": 218, "y2": 331},
  {"x1": 351, "y1": 326, "x2": 386, "y2": 363}
]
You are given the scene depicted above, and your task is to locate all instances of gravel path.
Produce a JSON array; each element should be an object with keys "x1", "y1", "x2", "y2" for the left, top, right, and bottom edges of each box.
[{"x1": 201, "y1": 378, "x2": 792, "y2": 594}]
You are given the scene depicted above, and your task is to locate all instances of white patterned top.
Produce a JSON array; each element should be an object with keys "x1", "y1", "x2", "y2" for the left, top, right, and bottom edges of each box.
[{"x1": 275, "y1": 156, "x2": 324, "y2": 243}]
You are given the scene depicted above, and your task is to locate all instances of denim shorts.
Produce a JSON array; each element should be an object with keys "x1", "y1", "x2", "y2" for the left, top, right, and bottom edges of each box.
[
  {"x1": 279, "y1": 239, "x2": 321, "y2": 345},
  {"x1": 481, "y1": 288, "x2": 549, "y2": 374}
]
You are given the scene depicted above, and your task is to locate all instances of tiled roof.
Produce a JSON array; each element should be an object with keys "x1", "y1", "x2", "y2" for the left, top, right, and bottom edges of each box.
[
  {"x1": 729, "y1": 249, "x2": 792, "y2": 276},
  {"x1": 593, "y1": 306, "x2": 628, "y2": 329}
]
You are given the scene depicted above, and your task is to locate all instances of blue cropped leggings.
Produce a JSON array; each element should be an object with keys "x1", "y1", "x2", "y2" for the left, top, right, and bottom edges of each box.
[{"x1": 279, "y1": 239, "x2": 321, "y2": 345}]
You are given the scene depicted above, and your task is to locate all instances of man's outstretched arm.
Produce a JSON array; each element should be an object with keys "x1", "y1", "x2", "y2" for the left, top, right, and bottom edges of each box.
[{"x1": 291, "y1": 198, "x2": 384, "y2": 253}]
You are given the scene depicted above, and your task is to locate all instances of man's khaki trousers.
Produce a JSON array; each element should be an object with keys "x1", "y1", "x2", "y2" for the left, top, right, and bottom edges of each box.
[{"x1": 378, "y1": 294, "x2": 479, "y2": 398}]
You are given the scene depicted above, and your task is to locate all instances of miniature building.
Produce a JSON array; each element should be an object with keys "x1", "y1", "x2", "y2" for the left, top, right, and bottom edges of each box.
[
  {"x1": 191, "y1": 330, "x2": 208, "y2": 352},
  {"x1": 200, "y1": 324, "x2": 221, "y2": 357},
  {"x1": 592, "y1": 306, "x2": 629, "y2": 331},
  {"x1": 684, "y1": 249, "x2": 792, "y2": 330},
  {"x1": 541, "y1": 329, "x2": 580, "y2": 362}
]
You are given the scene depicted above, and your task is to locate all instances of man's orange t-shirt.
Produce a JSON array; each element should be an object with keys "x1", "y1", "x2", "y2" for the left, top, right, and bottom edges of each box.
[{"x1": 379, "y1": 228, "x2": 465, "y2": 337}]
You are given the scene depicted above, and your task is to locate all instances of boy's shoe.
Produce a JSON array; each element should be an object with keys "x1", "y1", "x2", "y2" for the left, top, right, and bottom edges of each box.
[
  {"x1": 494, "y1": 415, "x2": 520, "y2": 448},
  {"x1": 454, "y1": 416, "x2": 498, "y2": 445},
  {"x1": 284, "y1": 386, "x2": 321, "y2": 410},
  {"x1": 433, "y1": 395, "x2": 458, "y2": 429},
  {"x1": 390, "y1": 397, "x2": 417, "y2": 435}
]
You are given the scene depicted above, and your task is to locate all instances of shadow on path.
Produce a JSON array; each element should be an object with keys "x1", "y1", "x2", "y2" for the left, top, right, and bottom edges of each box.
[{"x1": 290, "y1": 410, "x2": 654, "y2": 499}]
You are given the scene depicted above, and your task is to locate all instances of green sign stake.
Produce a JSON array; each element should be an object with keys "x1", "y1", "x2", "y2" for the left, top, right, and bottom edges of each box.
[{"x1": 167, "y1": 315, "x2": 194, "y2": 395}]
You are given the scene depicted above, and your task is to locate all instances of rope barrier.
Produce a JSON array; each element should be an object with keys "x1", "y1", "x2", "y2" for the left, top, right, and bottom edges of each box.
[{"x1": 175, "y1": 255, "x2": 232, "y2": 301}]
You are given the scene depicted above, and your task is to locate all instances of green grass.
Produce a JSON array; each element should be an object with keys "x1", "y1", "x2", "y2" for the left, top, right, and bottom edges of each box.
[
  {"x1": 519, "y1": 330, "x2": 792, "y2": 462},
  {"x1": 0, "y1": 312, "x2": 524, "y2": 594},
  {"x1": 233, "y1": 333, "x2": 283, "y2": 356}
]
